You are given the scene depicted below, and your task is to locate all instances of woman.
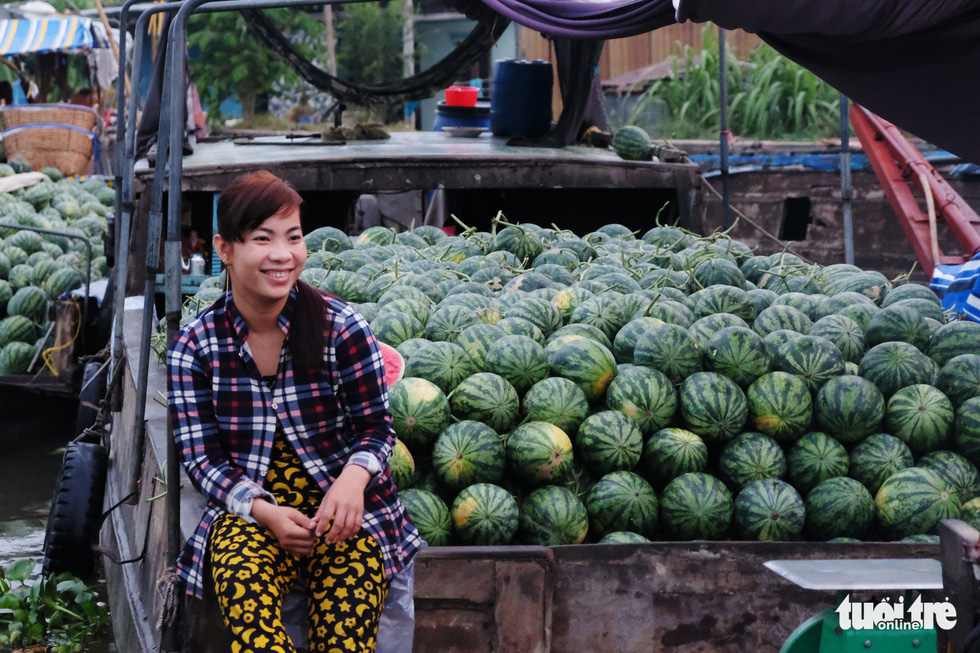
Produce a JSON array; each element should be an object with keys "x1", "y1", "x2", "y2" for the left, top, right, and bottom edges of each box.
[{"x1": 167, "y1": 171, "x2": 420, "y2": 653}]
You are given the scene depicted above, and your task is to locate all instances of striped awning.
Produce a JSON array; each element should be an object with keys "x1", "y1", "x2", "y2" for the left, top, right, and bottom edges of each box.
[{"x1": 0, "y1": 15, "x2": 110, "y2": 57}]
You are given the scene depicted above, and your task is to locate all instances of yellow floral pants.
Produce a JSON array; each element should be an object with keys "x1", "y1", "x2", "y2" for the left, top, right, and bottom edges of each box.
[{"x1": 208, "y1": 435, "x2": 389, "y2": 653}]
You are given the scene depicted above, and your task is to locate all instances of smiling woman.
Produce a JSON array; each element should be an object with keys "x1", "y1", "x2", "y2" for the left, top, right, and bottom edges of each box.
[{"x1": 166, "y1": 171, "x2": 421, "y2": 653}]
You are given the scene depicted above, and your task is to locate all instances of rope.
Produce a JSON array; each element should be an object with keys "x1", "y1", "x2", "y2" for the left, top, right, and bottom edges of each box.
[{"x1": 40, "y1": 298, "x2": 83, "y2": 377}]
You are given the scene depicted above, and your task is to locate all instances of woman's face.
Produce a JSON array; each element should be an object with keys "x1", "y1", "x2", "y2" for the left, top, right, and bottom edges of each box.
[{"x1": 216, "y1": 206, "x2": 307, "y2": 307}]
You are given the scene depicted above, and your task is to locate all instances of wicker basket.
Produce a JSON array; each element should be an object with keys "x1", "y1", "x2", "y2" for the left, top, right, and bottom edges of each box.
[{"x1": 0, "y1": 104, "x2": 99, "y2": 175}]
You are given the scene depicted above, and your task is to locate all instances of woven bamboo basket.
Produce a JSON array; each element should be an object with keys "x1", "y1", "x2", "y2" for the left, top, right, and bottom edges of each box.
[
  {"x1": 2, "y1": 124, "x2": 96, "y2": 175},
  {"x1": 0, "y1": 103, "x2": 97, "y2": 130}
]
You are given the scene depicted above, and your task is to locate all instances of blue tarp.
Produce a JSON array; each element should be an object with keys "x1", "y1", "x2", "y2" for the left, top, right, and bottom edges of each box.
[
  {"x1": 931, "y1": 254, "x2": 980, "y2": 322},
  {"x1": 689, "y1": 151, "x2": 961, "y2": 175},
  {"x1": 0, "y1": 15, "x2": 110, "y2": 57}
]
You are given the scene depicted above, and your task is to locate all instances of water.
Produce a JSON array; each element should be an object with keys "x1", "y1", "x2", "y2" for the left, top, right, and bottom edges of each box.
[{"x1": 0, "y1": 422, "x2": 113, "y2": 652}]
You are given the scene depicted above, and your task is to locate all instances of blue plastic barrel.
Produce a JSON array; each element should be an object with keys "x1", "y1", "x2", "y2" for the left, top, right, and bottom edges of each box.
[
  {"x1": 490, "y1": 59, "x2": 553, "y2": 138},
  {"x1": 433, "y1": 101, "x2": 491, "y2": 131}
]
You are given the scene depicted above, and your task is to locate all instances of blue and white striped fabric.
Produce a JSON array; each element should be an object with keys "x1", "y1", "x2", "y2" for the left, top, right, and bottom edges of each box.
[
  {"x1": 0, "y1": 16, "x2": 109, "y2": 57},
  {"x1": 930, "y1": 253, "x2": 980, "y2": 322}
]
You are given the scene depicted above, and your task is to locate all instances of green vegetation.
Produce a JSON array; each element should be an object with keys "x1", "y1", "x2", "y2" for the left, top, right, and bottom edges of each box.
[
  {"x1": 615, "y1": 29, "x2": 840, "y2": 141},
  {"x1": 0, "y1": 559, "x2": 109, "y2": 653}
]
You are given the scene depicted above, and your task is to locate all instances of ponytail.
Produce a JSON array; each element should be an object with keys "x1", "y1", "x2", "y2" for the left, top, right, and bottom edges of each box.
[{"x1": 290, "y1": 280, "x2": 327, "y2": 369}]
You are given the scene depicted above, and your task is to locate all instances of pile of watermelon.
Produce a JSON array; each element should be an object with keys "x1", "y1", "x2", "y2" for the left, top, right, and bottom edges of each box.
[
  {"x1": 0, "y1": 160, "x2": 111, "y2": 374},
  {"x1": 180, "y1": 219, "x2": 980, "y2": 546}
]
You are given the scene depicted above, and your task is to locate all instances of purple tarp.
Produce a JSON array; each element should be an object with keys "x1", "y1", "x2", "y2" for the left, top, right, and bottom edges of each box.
[{"x1": 473, "y1": 0, "x2": 980, "y2": 164}]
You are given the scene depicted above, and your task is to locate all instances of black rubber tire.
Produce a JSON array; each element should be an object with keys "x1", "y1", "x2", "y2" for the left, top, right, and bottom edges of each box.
[
  {"x1": 42, "y1": 441, "x2": 108, "y2": 578},
  {"x1": 75, "y1": 361, "x2": 107, "y2": 440}
]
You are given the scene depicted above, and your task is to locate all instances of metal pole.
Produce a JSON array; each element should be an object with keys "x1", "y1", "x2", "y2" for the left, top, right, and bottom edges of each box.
[
  {"x1": 840, "y1": 93, "x2": 854, "y2": 265},
  {"x1": 718, "y1": 28, "x2": 731, "y2": 229}
]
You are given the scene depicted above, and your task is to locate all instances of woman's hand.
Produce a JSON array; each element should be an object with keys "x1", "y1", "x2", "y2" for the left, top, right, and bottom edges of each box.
[
  {"x1": 251, "y1": 500, "x2": 318, "y2": 557},
  {"x1": 314, "y1": 465, "x2": 371, "y2": 543}
]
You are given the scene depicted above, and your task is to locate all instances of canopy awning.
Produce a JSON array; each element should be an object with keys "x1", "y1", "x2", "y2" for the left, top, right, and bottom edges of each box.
[{"x1": 0, "y1": 15, "x2": 110, "y2": 57}]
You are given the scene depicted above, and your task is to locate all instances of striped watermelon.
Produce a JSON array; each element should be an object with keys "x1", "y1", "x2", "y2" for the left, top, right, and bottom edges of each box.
[
  {"x1": 388, "y1": 378, "x2": 452, "y2": 452},
  {"x1": 355, "y1": 225, "x2": 397, "y2": 246},
  {"x1": 599, "y1": 531, "x2": 651, "y2": 544},
  {"x1": 884, "y1": 384, "x2": 953, "y2": 455},
  {"x1": 889, "y1": 298, "x2": 945, "y2": 324},
  {"x1": 633, "y1": 323, "x2": 702, "y2": 384},
  {"x1": 378, "y1": 285, "x2": 433, "y2": 309},
  {"x1": 390, "y1": 440, "x2": 416, "y2": 490},
  {"x1": 938, "y1": 354, "x2": 980, "y2": 409},
  {"x1": 733, "y1": 479, "x2": 805, "y2": 541},
  {"x1": 772, "y1": 335, "x2": 845, "y2": 394},
  {"x1": 521, "y1": 377, "x2": 590, "y2": 436},
  {"x1": 518, "y1": 485, "x2": 589, "y2": 545},
  {"x1": 585, "y1": 471, "x2": 659, "y2": 539},
  {"x1": 637, "y1": 301, "x2": 695, "y2": 329},
  {"x1": 0, "y1": 341, "x2": 35, "y2": 375},
  {"x1": 550, "y1": 287, "x2": 595, "y2": 323},
  {"x1": 451, "y1": 483, "x2": 519, "y2": 545},
  {"x1": 866, "y1": 304, "x2": 931, "y2": 350},
  {"x1": 753, "y1": 305, "x2": 813, "y2": 338},
  {"x1": 678, "y1": 372, "x2": 748, "y2": 444},
  {"x1": 506, "y1": 421, "x2": 574, "y2": 485},
  {"x1": 605, "y1": 367, "x2": 677, "y2": 436},
  {"x1": 688, "y1": 313, "x2": 750, "y2": 347},
  {"x1": 493, "y1": 225, "x2": 545, "y2": 264},
  {"x1": 848, "y1": 433, "x2": 914, "y2": 495},
  {"x1": 955, "y1": 397, "x2": 980, "y2": 466},
  {"x1": 693, "y1": 286, "x2": 756, "y2": 322},
  {"x1": 746, "y1": 372, "x2": 812, "y2": 442},
  {"x1": 548, "y1": 323, "x2": 613, "y2": 351},
  {"x1": 378, "y1": 298, "x2": 433, "y2": 326},
  {"x1": 495, "y1": 317, "x2": 545, "y2": 345},
  {"x1": 7, "y1": 286, "x2": 48, "y2": 324},
  {"x1": 814, "y1": 375, "x2": 885, "y2": 444},
  {"x1": 42, "y1": 266, "x2": 82, "y2": 299},
  {"x1": 484, "y1": 335, "x2": 550, "y2": 395},
  {"x1": 505, "y1": 296, "x2": 563, "y2": 337},
  {"x1": 575, "y1": 410, "x2": 643, "y2": 475},
  {"x1": 836, "y1": 270, "x2": 891, "y2": 306},
  {"x1": 395, "y1": 338, "x2": 429, "y2": 363},
  {"x1": 785, "y1": 432, "x2": 849, "y2": 496},
  {"x1": 881, "y1": 283, "x2": 941, "y2": 308},
  {"x1": 399, "y1": 489, "x2": 452, "y2": 546},
  {"x1": 404, "y1": 341, "x2": 478, "y2": 395},
  {"x1": 927, "y1": 321, "x2": 980, "y2": 367},
  {"x1": 450, "y1": 372, "x2": 520, "y2": 434},
  {"x1": 639, "y1": 427, "x2": 708, "y2": 489},
  {"x1": 0, "y1": 315, "x2": 36, "y2": 347},
  {"x1": 771, "y1": 292, "x2": 825, "y2": 321},
  {"x1": 804, "y1": 477, "x2": 874, "y2": 541},
  {"x1": 550, "y1": 338, "x2": 618, "y2": 401},
  {"x1": 859, "y1": 341, "x2": 938, "y2": 398},
  {"x1": 703, "y1": 326, "x2": 771, "y2": 388},
  {"x1": 874, "y1": 467, "x2": 960, "y2": 540},
  {"x1": 694, "y1": 258, "x2": 746, "y2": 290},
  {"x1": 570, "y1": 295, "x2": 629, "y2": 341},
  {"x1": 835, "y1": 303, "x2": 879, "y2": 335},
  {"x1": 613, "y1": 317, "x2": 665, "y2": 364},
  {"x1": 432, "y1": 421, "x2": 505, "y2": 490},
  {"x1": 370, "y1": 312, "x2": 425, "y2": 347},
  {"x1": 719, "y1": 432, "x2": 787, "y2": 491},
  {"x1": 963, "y1": 497, "x2": 980, "y2": 529},
  {"x1": 809, "y1": 315, "x2": 865, "y2": 364},
  {"x1": 425, "y1": 305, "x2": 480, "y2": 343},
  {"x1": 455, "y1": 323, "x2": 506, "y2": 370},
  {"x1": 918, "y1": 450, "x2": 980, "y2": 504},
  {"x1": 660, "y1": 472, "x2": 733, "y2": 540}
]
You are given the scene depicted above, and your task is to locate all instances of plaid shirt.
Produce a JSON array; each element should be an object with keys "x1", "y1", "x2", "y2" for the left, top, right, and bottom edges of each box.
[{"x1": 167, "y1": 287, "x2": 421, "y2": 599}]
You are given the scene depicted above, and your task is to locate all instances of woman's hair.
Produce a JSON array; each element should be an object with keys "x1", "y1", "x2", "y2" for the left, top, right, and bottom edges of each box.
[{"x1": 217, "y1": 171, "x2": 325, "y2": 369}]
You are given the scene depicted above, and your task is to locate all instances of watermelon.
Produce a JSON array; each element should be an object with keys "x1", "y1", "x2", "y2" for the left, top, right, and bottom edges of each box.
[
  {"x1": 836, "y1": 270, "x2": 891, "y2": 306},
  {"x1": 874, "y1": 467, "x2": 960, "y2": 540},
  {"x1": 518, "y1": 485, "x2": 589, "y2": 545},
  {"x1": 785, "y1": 432, "x2": 849, "y2": 496},
  {"x1": 688, "y1": 313, "x2": 750, "y2": 347},
  {"x1": 804, "y1": 477, "x2": 875, "y2": 541},
  {"x1": 456, "y1": 323, "x2": 507, "y2": 370},
  {"x1": 575, "y1": 410, "x2": 643, "y2": 475},
  {"x1": 703, "y1": 326, "x2": 771, "y2": 388},
  {"x1": 551, "y1": 287, "x2": 594, "y2": 322},
  {"x1": 881, "y1": 283, "x2": 940, "y2": 308},
  {"x1": 890, "y1": 298, "x2": 946, "y2": 324},
  {"x1": 719, "y1": 432, "x2": 787, "y2": 491},
  {"x1": 495, "y1": 317, "x2": 545, "y2": 345},
  {"x1": 678, "y1": 372, "x2": 748, "y2": 444},
  {"x1": 659, "y1": 472, "x2": 733, "y2": 540},
  {"x1": 585, "y1": 471, "x2": 658, "y2": 539},
  {"x1": 612, "y1": 125, "x2": 652, "y2": 161},
  {"x1": 771, "y1": 335, "x2": 845, "y2": 394},
  {"x1": 633, "y1": 323, "x2": 702, "y2": 384},
  {"x1": 7, "y1": 286, "x2": 48, "y2": 323},
  {"x1": 0, "y1": 315, "x2": 36, "y2": 347},
  {"x1": 605, "y1": 366, "x2": 677, "y2": 436},
  {"x1": 370, "y1": 312, "x2": 425, "y2": 347},
  {"x1": 305, "y1": 225, "x2": 352, "y2": 253},
  {"x1": 746, "y1": 372, "x2": 812, "y2": 443},
  {"x1": 399, "y1": 489, "x2": 452, "y2": 546},
  {"x1": 451, "y1": 483, "x2": 519, "y2": 545},
  {"x1": 355, "y1": 225, "x2": 397, "y2": 246},
  {"x1": 733, "y1": 479, "x2": 805, "y2": 541},
  {"x1": 639, "y1": 428, "x2": 708, "y2": 489},
  {"x1": 814, "y1": 375, "x2": 885, "y2": 444},
  {"x1": 771, "y1": 292, "x2": 825, "y2": 321},
  {"x1": 0, "y1": 341, "x2": 35, "y2": 374},
  {"x1": 753, "y1": 305, "x2": 812, "y2": 338},
  {"x1": 884, "y1": 384, "x2": 953, "y2": 455},
  {"x1": 918, "y1": 450, "x2": 980, "y2": 504},
  {"x1": 570, "y1": 295, "x2": 629, "y2": 342},
  {"x1": 548, "y1": 323, "x2": 613, "y2": 351},
  {"x1": 866, "y1": 304, "x2": 931, "y2": 350},
  {"x1": 432, "y1": 421, "x2": 505, "y2": 490},
  {"x1": 550, "y1": 338, "x2": 618, "y2": 402},
  {"x1": 388, "y1": 378, "x2": 452, "y2": 452},
  {"x1": 425, "y1": 305, "x2": 480, "y2": 343},
  {"x1": 494, "y1": 225, "x2": 546, "y2": 264},
  {"x1": 395, "y1": 338, "x2": 429, "y2": 363},
  {"x1": 955, "y1": 397, "x2": 980, "y2": 466},
  {"x1": 835, "y1": 303, "x2": 879, "y2": 335},
  {"x1": 848, "y1": 433, "x2": 914, "y2": 495},
  {"x1": 506, "y1": 421, "x2": 574, "y2": 485},
  {"x1": 962, "y1": 496, "x2": 980, "y2": 529},
  {"x1": 404, "y1": 341, "x2": 478, "y2": 395},
  {"x1": 599, "y1": 531, "x2": 651, "y2": 544},
  {"x1": 937, "y1": 354, "x2": 980, "y2": 409},
  {"x1": 808, "y1": 314, "x2": 865, "y2": 364},
  {"x1": 450, "y1": 373, "x2": 520, "y2": 434},
  {"x1": 613, "y1": 316, "x2": 665, "y2": 364},
  {"x1": 390, "y1": 440, "x2": 416, "y2": 489},
  {"x1": 694, "y1": 258, "x2": 746, "y2": 290},
  {"x1": 860, "y1": 341, "x2": 939, "y2": 398},
  {"x1": 693, "y1": 286, "x2": 755, "y2": 322},
  {"x1": 927, "y1": 321, "x2": 980, "y2": 367},
  {"x1": 505, "y1": 296, "x2": 563, "y2": 338},
  {"x1": 521, "y1": 377, "x2": 590, "y2": 436},
  {"x1": 378, "y1": 298, "x2": 433, "y2": 326},
  {"x1": 483, "y1": 335, "x2": 550, "y2": 395}
]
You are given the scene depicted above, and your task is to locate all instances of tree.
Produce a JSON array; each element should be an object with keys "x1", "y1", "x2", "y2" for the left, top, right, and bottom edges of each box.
[
  {"x1": 188, "y1": 9, "x2": 322, "y2": 120},
  {"x1": 336, "y1": 1, "x2": 404, "y2": 86}
]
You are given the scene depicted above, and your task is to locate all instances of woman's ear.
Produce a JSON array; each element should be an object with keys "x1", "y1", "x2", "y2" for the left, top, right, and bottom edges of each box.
[{"x1": 213, "y1": 234, "x2": 231, "y2": 266}]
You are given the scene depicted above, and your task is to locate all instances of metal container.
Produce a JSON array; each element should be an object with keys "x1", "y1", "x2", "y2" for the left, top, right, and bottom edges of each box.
[{"x1": 189, "y1": 253, "x2": 206, "y2": 276}]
